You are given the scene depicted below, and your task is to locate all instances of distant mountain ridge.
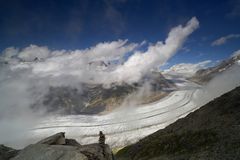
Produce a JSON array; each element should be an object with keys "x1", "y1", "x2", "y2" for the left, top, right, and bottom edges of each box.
[
  {"x1": 190, "y1": 54, "x2": 240, "y2": 84},
  {"x1": 32, "y1": 71, "x2": 176, "y2": 115}
]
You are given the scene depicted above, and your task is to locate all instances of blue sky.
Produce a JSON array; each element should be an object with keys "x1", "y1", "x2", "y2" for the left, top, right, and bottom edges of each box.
[{"x1": 0, "y1": 0, "x2": 240, "y2": 66}]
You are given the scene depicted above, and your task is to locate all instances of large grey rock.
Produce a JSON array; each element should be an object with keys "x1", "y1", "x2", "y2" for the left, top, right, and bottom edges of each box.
[
  {"x1": 78, "y1": 143, "x2": 113, "y2": 160},
  {"x1": 4, "y1": 132, "x2": 114, "y2": 160},
  {"x1": 11, "y1": 144, "x2": 87, "y2": 160},
  {"x1": 10, "y1": 143, "x2": 113, "y2": 160},
  {"x1": 36, "y1": 132, "x2": 66, "y2": 145}
]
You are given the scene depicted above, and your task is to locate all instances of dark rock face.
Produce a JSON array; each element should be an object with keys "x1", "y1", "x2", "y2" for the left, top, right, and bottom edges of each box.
[
  {"x1": 0, "y1": 145, "x2": 19, "y2": 160},
  {"x1": 0, "y1": 132, "x2": 113, "y2": 160},
  {"x1": 116, "y1": 87, "x2": 240, "y2": 160},
  {"x1": 78, "y1": 144, "x2": 113, "y2": 160}
]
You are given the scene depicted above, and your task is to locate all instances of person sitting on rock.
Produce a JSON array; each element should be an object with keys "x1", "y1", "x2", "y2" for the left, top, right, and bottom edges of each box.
[
  {"x1": 99, "y1": 131, "x2": 106, "y2": 157},
  {"x1": 99, "y1": 131, "x2": 105, "y2": 146}
]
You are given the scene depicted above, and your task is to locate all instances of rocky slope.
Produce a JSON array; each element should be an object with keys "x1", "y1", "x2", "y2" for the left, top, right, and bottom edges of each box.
[
  {"x1": 190, "y1": 54, "x2": 240, "y2": 84},
  {"x1": 116, "y1": 86, "x2": 240, "y2": 160},
  {"x1": 32, "y1": 71, "x2": 175, "y2": 115},
  {"x1": 0, "y1": 145, "x2": 19, "y2": 160},
  {"x1": 0, "y1": 132, "x2": 114, "y2": 160}
]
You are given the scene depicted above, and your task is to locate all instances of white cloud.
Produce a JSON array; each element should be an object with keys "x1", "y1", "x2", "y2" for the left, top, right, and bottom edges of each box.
[
  {"x1": 231, "y1": 49, "x2": 240, "y2": 57},
  {"x1": 1, "y1": 47, "x2": 19, "y2": 61},
  {"x1": 163, "y1": 60, "x2": 212, "y2": 77},
  {"x1": 83, "y1": 39, "x2": 138, "y2": 61},
  {"x1": 0, "y1": 17, "x2": 201, "y2": 146},
  {"x1": 18, "y1": 45, "x2": 51, "y2": 61},
  {"x1": 0, "y1": 17, "x2": 199, "y2": 121},
  {"x1": 108, "y1": 17, "x2": 199, "y2": 83},
  {"x1": 211, "y1": 34, "x2": 240, "y2": 46},
  {"x1": 193, "y1": 64, "x2": 240, "y2": 107},
  {"x1": 1, "y1": 17, "x2": 199, "y2": 85}
]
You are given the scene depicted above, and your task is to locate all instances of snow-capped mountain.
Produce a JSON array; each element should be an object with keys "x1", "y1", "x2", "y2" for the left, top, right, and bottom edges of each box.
[
  {"x1": 31, "y1": 71, "x2": 176, "y2": 115},
  {"x1": 190, "y1": 54, "x2": 240, "y2": 84}
]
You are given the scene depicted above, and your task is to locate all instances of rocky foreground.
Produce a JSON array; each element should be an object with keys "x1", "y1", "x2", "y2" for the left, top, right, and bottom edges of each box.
[{"x1": 0, "y1": 132, "x2": 114, "y2": 160}]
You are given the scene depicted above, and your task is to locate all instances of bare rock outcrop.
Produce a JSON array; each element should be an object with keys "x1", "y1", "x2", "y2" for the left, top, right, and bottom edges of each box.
[
  {"x1": 1, "y1": 132, "x2": 113, "y2": 160},
  {"x1": 0, "y1": 145, "x2": 19, "y2": 160},
  {"x1": 11, "y1": 144, "x2": 88, "y2": 160},
  {"x1": 36, "y1": 132, "x2": 66, "y2": 145}
]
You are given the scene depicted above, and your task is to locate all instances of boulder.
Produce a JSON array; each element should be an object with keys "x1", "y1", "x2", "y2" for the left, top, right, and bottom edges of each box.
[
  {"x1": 78, "y1": 143, "x2": 113, "y2": 160},
  {"x1": 36, "y1": 132, "x2": 66, "y2": 145},
  {"x1": 65, "y1": 139, "x2": 81, "y2": 147},
  {"x1": 11, "y1": 144, "x2": 87, "y2": 160},
  {"x1": 10, "y1": 143, "x2": 114, "y2": 160},
  {"x1": 1, "y1": 132, "x2": 114, "y2": 160}
]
